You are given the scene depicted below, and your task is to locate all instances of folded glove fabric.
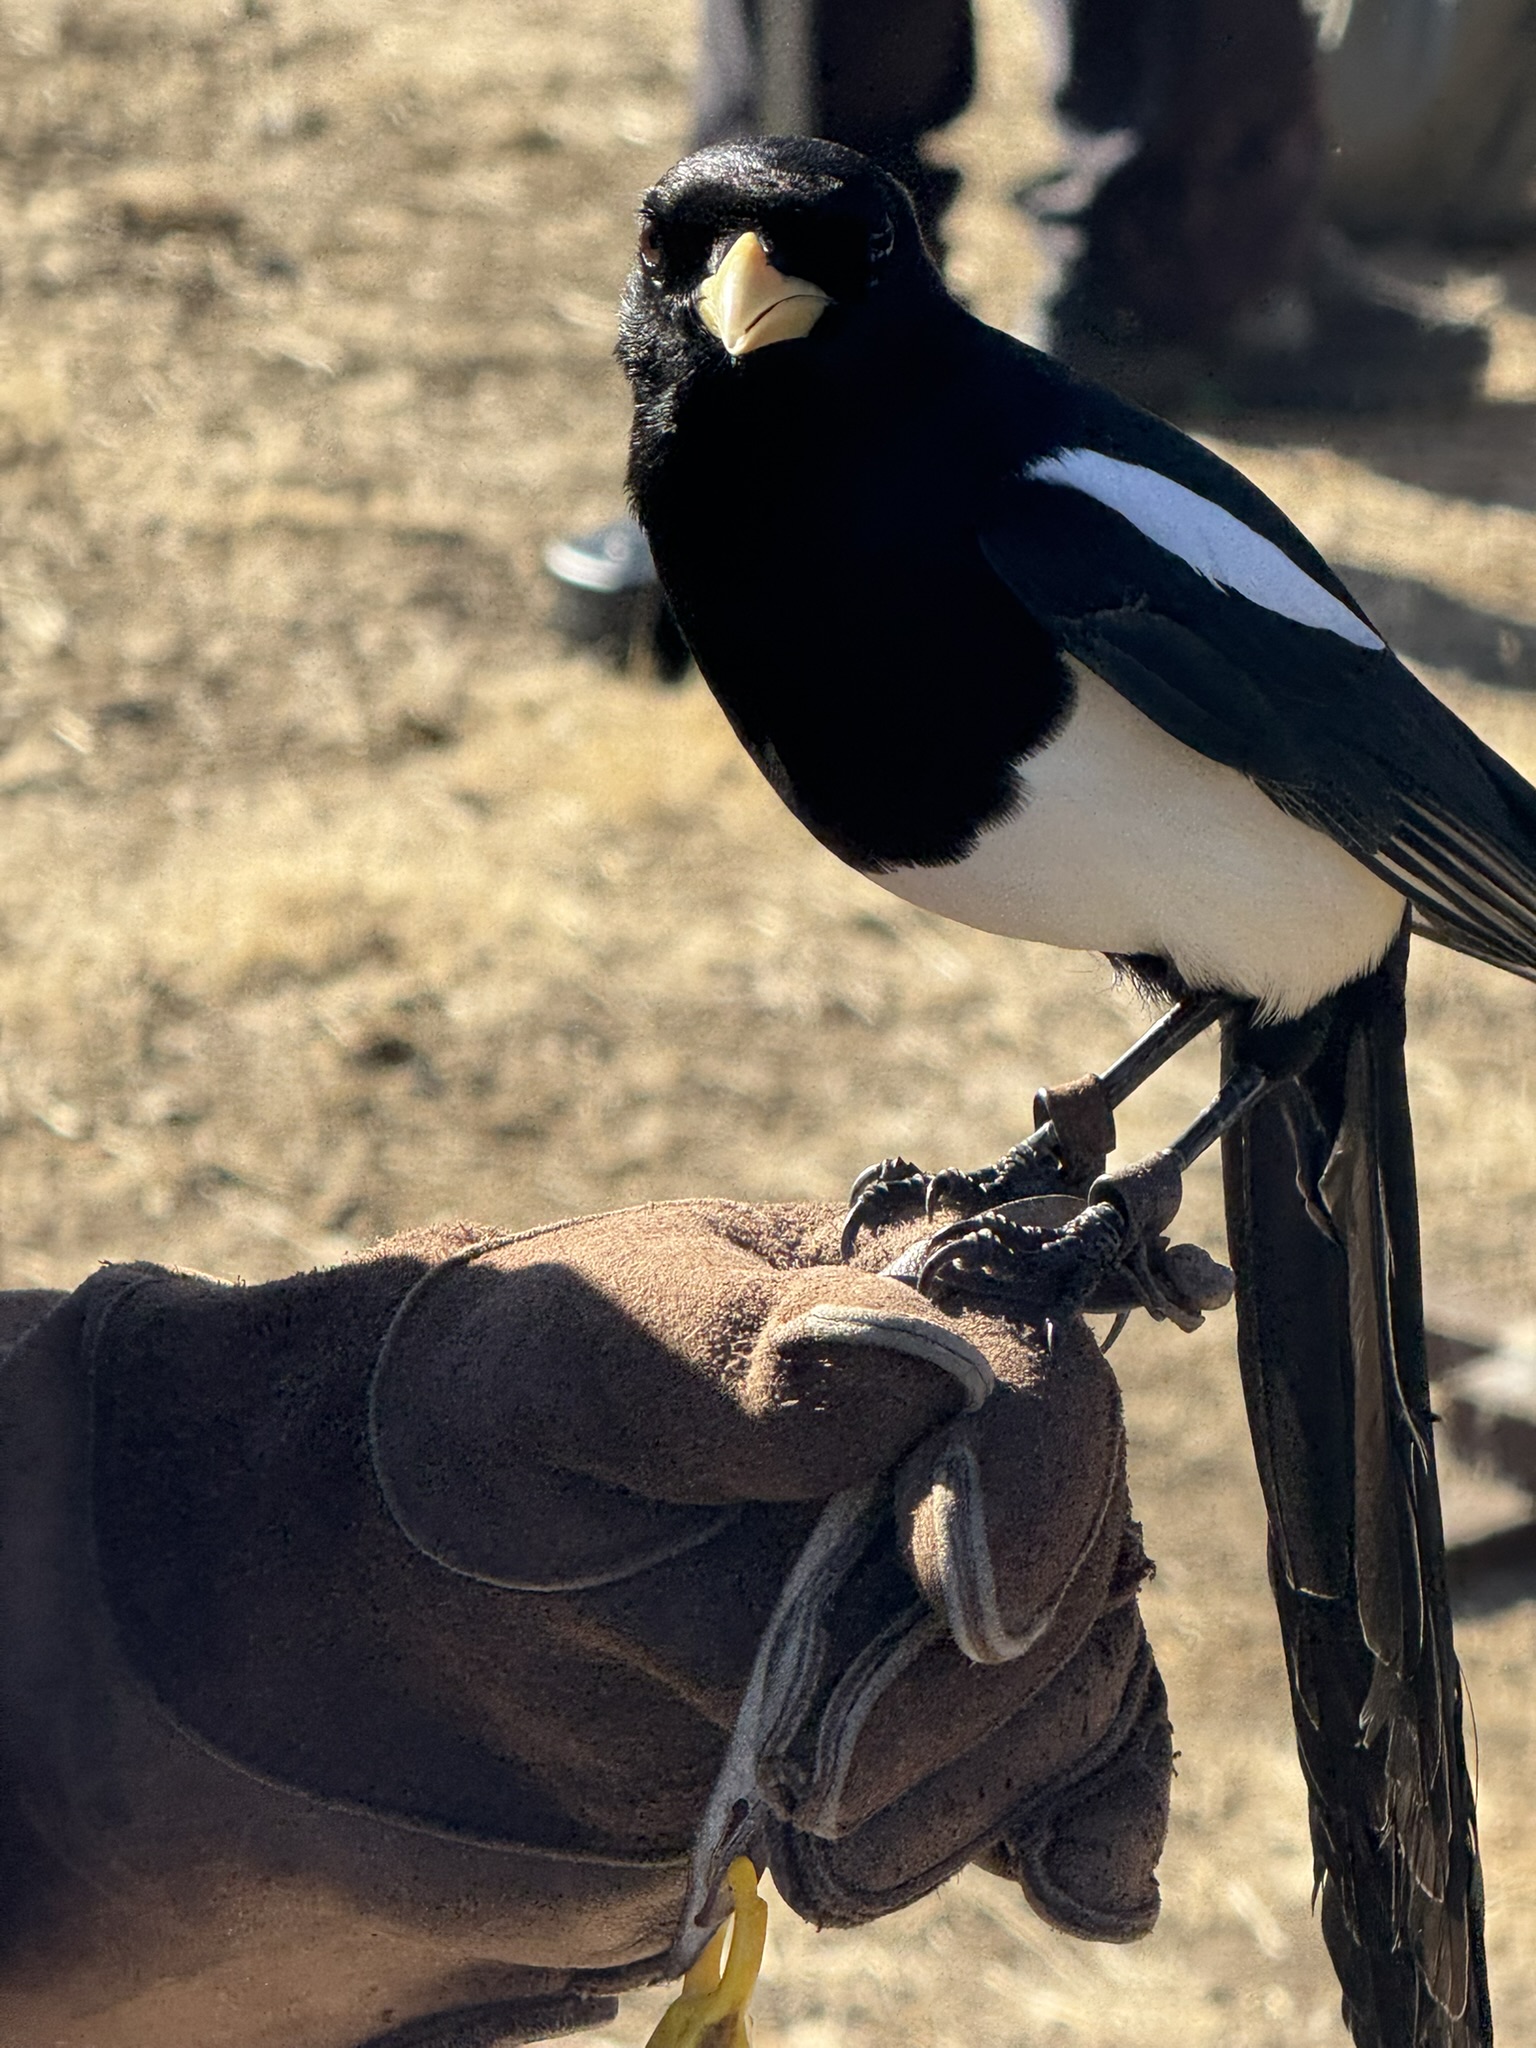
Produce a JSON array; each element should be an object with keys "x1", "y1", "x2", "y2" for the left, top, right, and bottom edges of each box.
[{"x1": 0, "y1": 1197, "x2": 1173, "y2": 2048}]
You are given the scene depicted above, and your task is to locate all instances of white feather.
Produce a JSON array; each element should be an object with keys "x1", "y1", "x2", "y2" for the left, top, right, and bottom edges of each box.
[
  {"x1": 876, "y1": 662, "x2": 1405, "y2": 1019},
  {"x1": 1028, "y1": 447, "x2": 1385, "y2": 652}
]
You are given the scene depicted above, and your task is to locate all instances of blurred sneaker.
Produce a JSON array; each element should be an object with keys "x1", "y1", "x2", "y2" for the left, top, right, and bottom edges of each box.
[
  {"x1": 543, "y1": 517, "x2": 690, "y2": 681},
  {"x1": 544, "y1": 515, "x2": 656, "y2": 599}
]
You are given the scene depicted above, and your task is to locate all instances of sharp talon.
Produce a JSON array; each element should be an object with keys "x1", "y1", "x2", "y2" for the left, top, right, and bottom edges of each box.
[
  {"x1": 646, "y1": 1857, "x2": 768, "y2": 2048},
  {"x1": 846, "y1": 1155, "x2": 920, "y2": 1208},
  {"x1": 920, "y1": 1210, "x2": 986, "y2": 1256},
  {"x1": 839, "y1": 1155, "x2": 932, "y2": 1256},
  {"x1": 922, "y1": 1164, "x2": 988, "y2": 1216}
]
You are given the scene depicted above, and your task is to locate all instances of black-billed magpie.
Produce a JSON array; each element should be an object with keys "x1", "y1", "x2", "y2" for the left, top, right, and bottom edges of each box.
[{"x1": 618, "y1": 137, "x2": 1526, "y2": 2046}]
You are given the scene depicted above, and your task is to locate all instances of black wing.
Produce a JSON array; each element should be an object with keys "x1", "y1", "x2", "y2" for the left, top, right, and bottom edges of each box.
[{"x1": 977, "y1": 460, "x2": 1536, "y2": 979}]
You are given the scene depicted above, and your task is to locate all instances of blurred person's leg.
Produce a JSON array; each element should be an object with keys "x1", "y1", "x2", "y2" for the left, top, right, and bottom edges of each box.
[
  {"x1": 696, "y1": 0, "x2": 973, "y2": 251},
  {"x1": 1061, "y1": 0, "x2": 1322, "y2": 355},
  {"x1": 1321, "y1": 0, "x2": 1536, "y2": 245},
  {"x1": 1042, "y1": 0, "x2": 1490, "y2": 411},
  {"x1": 548, "y1": 0, "x2": 975, "y2": 671}
]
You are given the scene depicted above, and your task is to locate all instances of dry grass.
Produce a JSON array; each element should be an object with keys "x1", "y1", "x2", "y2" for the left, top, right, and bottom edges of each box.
[{"x1": 0, "y1": 1, "x2": 1534, "y2": 2042}]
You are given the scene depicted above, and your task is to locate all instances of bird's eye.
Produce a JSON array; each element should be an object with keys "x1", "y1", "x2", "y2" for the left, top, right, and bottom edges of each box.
[
  {"x1": 637, "y1": 217, "x2": 663, "y2": 273},
  {"x1": 869, "y1": 216, "x2": 895, "y2": 263}
]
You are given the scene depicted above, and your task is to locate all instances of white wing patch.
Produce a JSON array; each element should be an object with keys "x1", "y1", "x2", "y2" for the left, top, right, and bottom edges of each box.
[{"x1": 1028, "y1": 446, "x2": 1385, "y2": 652}]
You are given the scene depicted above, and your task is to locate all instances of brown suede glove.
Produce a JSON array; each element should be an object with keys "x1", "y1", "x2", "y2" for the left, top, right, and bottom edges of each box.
[{"x1": 0, "y1": 1198, "x2": 1174, "y2": 2048}]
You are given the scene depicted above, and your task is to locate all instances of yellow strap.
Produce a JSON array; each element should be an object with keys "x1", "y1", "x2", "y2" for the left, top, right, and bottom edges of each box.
[{"x1": 646, "y1": 1858, "x2": 768, "y2": 2048}]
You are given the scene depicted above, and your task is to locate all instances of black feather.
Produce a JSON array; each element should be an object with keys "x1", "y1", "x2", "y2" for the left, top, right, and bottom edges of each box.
[{"x1": 1223, "y1": 930, "x2": 1489, "y2": 2048}]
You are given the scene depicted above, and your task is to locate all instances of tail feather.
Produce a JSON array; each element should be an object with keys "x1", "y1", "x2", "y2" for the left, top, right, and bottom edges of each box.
[{"x1": 1222, "y1": 928, "x2": 1490, "y2": 2048}]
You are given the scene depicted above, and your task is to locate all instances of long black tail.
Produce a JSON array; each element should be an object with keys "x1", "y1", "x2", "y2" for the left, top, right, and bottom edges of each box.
[{"x1": 1221, "y1": 928, "x2": 1491, "y2": 2047}]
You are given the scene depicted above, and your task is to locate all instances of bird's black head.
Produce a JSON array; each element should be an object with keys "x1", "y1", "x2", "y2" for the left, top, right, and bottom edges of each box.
[{"x1": 616, "y1": 136, "x2": 946, "y2": 422}]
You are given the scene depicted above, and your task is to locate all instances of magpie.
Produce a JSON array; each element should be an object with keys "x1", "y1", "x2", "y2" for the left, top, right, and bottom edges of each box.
[{"x1": 617, "y1": 136, "x2": 1530, "y2": 2047}]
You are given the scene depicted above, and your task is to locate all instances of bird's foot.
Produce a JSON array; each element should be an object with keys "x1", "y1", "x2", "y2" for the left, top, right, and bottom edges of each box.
[
  {"x1": 840, "y1": 1156, "x2": 936, "y2": 1254},
  {"x1": 918, "y1": 1196, "x2": 1128, "y2": 1318},
  {"x1": 839, "y1": 1140, "x2": 1066, "y2": 1258},
  {"x1": 841, "y1": 1074, "x2": 1118, "y2": 1257},
  {"x1": 918, "y1": 1150, "x2": 1232, "y2": 1334}
]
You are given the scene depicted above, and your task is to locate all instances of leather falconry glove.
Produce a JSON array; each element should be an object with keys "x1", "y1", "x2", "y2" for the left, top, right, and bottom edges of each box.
[{"x1": 0, "y1": 1194, "x2": 1202, "y2": 2048}]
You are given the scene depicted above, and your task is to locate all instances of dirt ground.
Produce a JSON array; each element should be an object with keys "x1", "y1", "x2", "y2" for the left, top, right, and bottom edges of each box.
[{"x1": 0, "y1": 2, "x2": 1534, "y2": 2043}]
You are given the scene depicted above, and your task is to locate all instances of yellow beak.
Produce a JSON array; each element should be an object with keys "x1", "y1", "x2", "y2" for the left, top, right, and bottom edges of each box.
[{"x1": 696, "y1": 231, "x2": 831, "y2": 357}]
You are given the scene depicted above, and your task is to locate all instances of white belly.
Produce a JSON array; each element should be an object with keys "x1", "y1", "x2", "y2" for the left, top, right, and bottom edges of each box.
[{"x1": 874, "y1": 662, "x2": 1406, "y2": 1020}]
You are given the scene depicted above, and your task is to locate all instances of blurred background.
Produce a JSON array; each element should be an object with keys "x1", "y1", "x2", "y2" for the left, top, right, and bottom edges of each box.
[{"x1": 0, "y1": 1, "x2": 1533, "y2": 2042}]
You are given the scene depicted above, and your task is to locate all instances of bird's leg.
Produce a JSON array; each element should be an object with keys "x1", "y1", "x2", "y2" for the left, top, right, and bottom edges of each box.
[
  {"x1": 841, "y1": 993, "x2": 1228, "y2": 1256},
  {"x1": 952, "y1": 988, "x2": 1233, "y2": 1205},
  {"x1": 918, "y1": 1058, "x2": 1275, "y2": 1325}
]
